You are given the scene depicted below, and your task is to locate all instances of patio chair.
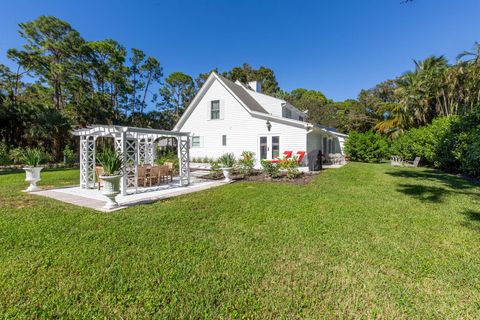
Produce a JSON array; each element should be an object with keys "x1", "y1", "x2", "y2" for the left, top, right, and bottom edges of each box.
[
  {"x1": 390, "y1": 156, "x2": 403, "y2": 167},
  {"x1": 271, "y1": 151, "x2": 292, "y2": 163},
  {"x1": 163, "y1": 162, "x2": 174, "y2": 182},
  {"x1": 159, "y1": 165, "x2": 172, "y2": 184},
  {"x1": 148, "y1": 166, "x2": 160, "y2": 186},
  {"x1": 137, "y1": 165, "x2": 147, "y2": 187},
  {"x1": 95, "y1": 166, "x2": 104, "y2": 190},
  {"x1": 296, "y1": 151, "x2": 305, "y2": 164},
  {"x1": 404, "y1": 157, "x2": 421, "y2": 168}
]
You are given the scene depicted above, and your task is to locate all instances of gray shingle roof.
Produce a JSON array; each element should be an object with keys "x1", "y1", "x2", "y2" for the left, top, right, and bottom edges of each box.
[{"x1": 216, "y1": 74, "x2": 268, "y2": 114}]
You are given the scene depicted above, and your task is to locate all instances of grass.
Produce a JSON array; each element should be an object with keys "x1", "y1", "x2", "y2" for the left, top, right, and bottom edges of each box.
[{"x1": 1, "y1": 163, "x2": 480, "y2": 318}]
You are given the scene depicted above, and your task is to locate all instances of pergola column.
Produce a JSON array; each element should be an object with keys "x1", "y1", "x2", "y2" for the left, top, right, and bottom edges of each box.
[
  {"x1": 80, "y1": 135, "x2": 96, "y2": 189},
  {"x1": 115, "y1": 132, "x2": 127, "y2": 196},
  {"x1": 178, "y1": 136, "x2": 190, "y2": 186}
]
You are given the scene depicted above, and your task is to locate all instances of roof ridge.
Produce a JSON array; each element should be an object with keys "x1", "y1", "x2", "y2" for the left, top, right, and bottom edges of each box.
[{"x1": 215, "y1": 73, "x2": 268, "y2": 114}]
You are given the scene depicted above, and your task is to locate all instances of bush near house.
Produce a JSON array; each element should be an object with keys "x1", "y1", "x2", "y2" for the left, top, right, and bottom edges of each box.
[
  {"x1": 238, "y1": 151, "x2": 255, "y2": 175},
  {"x1": 261, "y1": 160, "x2": 280, "y2": 177},
  {"x1": 279, "y1": 157, "x2": 301, "y2": 179},
  {"x1": 344, "y1": 130, "x2": 389, "y2": 163}
]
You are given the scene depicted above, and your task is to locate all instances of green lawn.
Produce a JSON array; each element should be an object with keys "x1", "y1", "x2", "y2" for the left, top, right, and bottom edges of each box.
[{"x1": 1, "y1": 163, "x2": 480, "y2": 318}]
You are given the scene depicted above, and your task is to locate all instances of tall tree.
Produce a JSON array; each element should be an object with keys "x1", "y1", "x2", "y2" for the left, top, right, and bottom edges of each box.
[
  {"x1": 222, "y1": 63, "x2": 280, "y2": 95},
  {"x1": 7, "y1": 15, "x2": 85, "y2": 110},
  {"x1": 158, "y1": 72, "x2": 195, "y2": 129}
]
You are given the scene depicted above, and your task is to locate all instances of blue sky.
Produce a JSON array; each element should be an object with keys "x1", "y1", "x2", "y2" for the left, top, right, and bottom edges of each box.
[{"x1": 0, "y1": 0, "x2": 479, "y2": 101}]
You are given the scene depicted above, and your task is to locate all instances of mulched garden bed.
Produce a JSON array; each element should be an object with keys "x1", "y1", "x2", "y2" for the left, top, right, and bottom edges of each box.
[{"x1": 202, "y1": 170, "x2": 321, "y2": 185}]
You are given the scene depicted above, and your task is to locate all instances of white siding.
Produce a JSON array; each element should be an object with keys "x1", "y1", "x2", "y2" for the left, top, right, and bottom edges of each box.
[{"x1": 177, "y1": 78, "x2": 307, "y2": 166}]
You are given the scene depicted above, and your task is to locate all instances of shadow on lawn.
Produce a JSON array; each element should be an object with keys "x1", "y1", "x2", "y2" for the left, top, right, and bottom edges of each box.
[
  {"x1": 386, "y1": 168, "x2": 476, "y2": 190},
  {"x1": 387, "y1": 168, "x2": 479, "y2": 203},
  {"x1": 460, "y1": 210, "x2": 480, "y2": 232}
]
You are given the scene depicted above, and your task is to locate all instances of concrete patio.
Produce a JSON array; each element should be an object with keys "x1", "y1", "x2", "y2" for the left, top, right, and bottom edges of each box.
[{"x1": 35, "y1": 175, "x2": 225, "y2": 212}]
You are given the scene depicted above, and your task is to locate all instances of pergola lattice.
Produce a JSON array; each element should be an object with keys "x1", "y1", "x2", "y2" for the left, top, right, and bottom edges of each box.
[{"x1": 72, "y1": 125, "x2": 190, "y2": 196}]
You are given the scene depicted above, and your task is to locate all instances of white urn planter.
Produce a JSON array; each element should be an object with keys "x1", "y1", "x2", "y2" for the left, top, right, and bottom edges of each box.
[
  {"x1": 23, "y1": 167, "x2": 43, "y2": 192},
  {"x1": 99, "y1": 175, "x2": 122, "y2": 210},
  {"x1": 221, "y1": 167, "x2": 233, "y2": 182}
]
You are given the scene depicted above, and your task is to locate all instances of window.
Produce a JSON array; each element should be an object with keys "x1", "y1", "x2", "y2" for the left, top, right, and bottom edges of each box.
[
  {"x1": 222, "y1": 135, "x2": 227, "y2": 146},
  {"x1": 272, "y1": 136, "x2": 280, "y2": 159},
  {"x1": 259, "y1": 136, "x2": 267, "y2": 160},
  {"x1": 282, "y1": 106, "x2": 292, "y2": 119},
  {"x1": 192, "y1": 136, "x2": 201, "y2": 147},
  {"x1": 211, "y1": 100, "x2": 220, "y2": 120},
  {"x1": 299, "y1": 116, "x2": 304, "y2": 122}
]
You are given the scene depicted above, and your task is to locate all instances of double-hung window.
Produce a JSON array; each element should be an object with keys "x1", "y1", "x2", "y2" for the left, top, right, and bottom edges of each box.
[
  {"x1": 192, "y1": 136, "x2": 201, "y2": 147},
  {"x1": 211, "y1": 100, "x2": 220, "y2": 120}
]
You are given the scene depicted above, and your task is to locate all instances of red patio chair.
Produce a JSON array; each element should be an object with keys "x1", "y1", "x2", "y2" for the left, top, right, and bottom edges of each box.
[
  {"x1": 296, "y1": 151, "x2": 305, "y2": 164},
  {"x1": 271, "y1": 151, "x2": 293, "y2": 163}
]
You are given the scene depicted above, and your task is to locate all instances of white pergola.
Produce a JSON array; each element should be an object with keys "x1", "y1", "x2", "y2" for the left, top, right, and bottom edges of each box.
[{"x1": 72, "y1": 125, "x2": 190, "y2": 196}]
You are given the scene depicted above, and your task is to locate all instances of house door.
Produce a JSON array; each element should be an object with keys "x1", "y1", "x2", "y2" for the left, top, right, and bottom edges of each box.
[{"x1": 259, "y1": 135, "x2": 280, "y2": 160}]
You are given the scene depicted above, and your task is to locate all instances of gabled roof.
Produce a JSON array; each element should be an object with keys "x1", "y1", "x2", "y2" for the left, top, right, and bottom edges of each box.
[
  {"x1": 174, "y1": 72, "x2": 273, "y2": 130},
  {"x1": 215, "y1": 74, "x2": 268, "y2": 114},
  {"x1": 173, "y1": 71, "x2": 343, "y2": 134}
]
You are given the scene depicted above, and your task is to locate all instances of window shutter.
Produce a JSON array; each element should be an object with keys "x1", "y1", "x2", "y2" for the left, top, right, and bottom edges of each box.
[{"x1": 220, "y1": 100, "x2": 225, "y2": 119}]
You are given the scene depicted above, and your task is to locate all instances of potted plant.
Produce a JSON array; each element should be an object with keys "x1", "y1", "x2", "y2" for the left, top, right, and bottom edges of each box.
[
  {"x1": 97, "y1": 148, "x2": 124, "y2": 210},
  {"x1": 22, "y1": 148, "x2": 45, "y2": 192},
  {"x1": 218, "y1": 153, "x2": 236, "y2": 182}
]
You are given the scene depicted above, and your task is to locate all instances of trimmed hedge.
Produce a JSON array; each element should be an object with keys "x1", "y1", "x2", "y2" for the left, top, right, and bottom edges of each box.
[
  {"x1": 390, "y1": 117, "x2": 455, "y2": 167},
  {"x1": 344, "y1": 130, "x2": 389, "y2": 163},
  {"x1": 391, "y1": 110, "x2": 480, "y2": 177}
]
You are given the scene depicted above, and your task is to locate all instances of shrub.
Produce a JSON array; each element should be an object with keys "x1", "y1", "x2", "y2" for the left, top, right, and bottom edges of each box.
[
  {"x1": 238, "y1": 151, "x2": 255, "y2": 175},
  {"x1": 63, "y1": 145, "x2": 76, "y2": 166},
  {"x1": 344, "y1": 131, "x2": 389, "y2": 163},
  {"x1": 9, "y1": 147, "x2": 24, "y2": 164},
  {"x1": 210, "y1": 161, "x2": 221, "y2": 175},
  {"x1": 218, "y1": 153, "x2": 236, "y2": 168},
  {"x1": 261, "y1": 160, "x2": 280, "y2": 178},
  {"x1": 280, "y1": 157, "x2": 301, "y2": 179},
  {"x1": 439, "y1": 111, "x2": 480, "y2": 177},
  {"x1": 390, "y1": 117, "x2": 454, "y2": 166},
  {"x1": 0, "y1": 142, "x2": 11, "y2": 165}
]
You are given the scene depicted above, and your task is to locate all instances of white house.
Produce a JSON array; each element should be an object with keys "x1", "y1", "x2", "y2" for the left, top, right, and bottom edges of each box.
[{"x1": 174, "y1": 72, "x2": 347, "y2": 170}]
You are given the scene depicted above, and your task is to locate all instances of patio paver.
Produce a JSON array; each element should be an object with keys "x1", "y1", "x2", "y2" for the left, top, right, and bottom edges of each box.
[{"x1": 34, "y1": 178, "x2": 226, "y2": 212}]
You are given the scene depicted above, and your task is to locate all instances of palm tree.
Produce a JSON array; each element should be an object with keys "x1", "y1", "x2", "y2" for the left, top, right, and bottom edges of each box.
[{"x1": 457, "y1": 42, "x2": 480, "y2": 64}]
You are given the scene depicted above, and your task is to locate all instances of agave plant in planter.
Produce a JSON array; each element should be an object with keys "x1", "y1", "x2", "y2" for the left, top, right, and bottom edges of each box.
[
  {"x1": 97, "y1": 148, "x2": 124, "y2": 210},
  {"x1": 218, "y1": 153, "x2": 236, "y2": 182},
  {"x1": 22, "y1": 148, "x2": 45, "y2": 192}
]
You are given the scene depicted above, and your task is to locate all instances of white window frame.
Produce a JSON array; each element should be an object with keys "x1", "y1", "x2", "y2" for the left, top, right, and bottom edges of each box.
[
  {"x1": 210, "y1": 100, "x2": 220, "y2": 120},
  {"x1": 192, "y1": 136, "x2": 201, "y2": 148}
]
